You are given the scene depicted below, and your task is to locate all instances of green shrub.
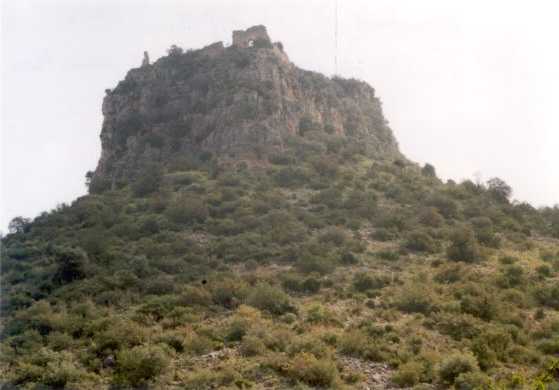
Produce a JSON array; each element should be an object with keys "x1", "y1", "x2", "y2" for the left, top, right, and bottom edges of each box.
[
  {"x1": 454, "y1": 371, "x2": 491, "y2": 390},
  {"x1": 392, "y1": 361, "x2": 424, "y2": 387},
  {"x1": 338, "y1": 330, "x2": 369, "y2": 357},
  {"x1": 498, "y1": 255, "x2": 518, "y2": 265},
  {"x1": 16, "y1": 349, "x2": 84, "y2": 388},
  {"x1": 297, "y1": 254, "x2": 335, "y2": 275},
  {"x1": 471, "y1": 217, "x2": 500, "y2": 248},
  {"x1": 181, "y1": 367, "x2": 239, "y2": 389},
  {"x1": 94, "y1": 319, "x2": 146, "y2": 354},
  {"x1": 46, "y1": 331, "x2": 73, "y2": 351},
  {"x1": 497, "y1": 265, "x2": 525, "y2": 288},
  {"x1": 311, "y1": 156, "x2": 338, "y2": 178},
  {"x1": 419, "y1": 207, "x2": 444, "y2": 228},
  {"x1": 534, "y1": 284, "x2": 559, "y2": 309},
  {"x1": 437, "y1": 352, "x2": 479, "y2": 385},
  {"x1": 301, "y1": 277, "x2": 321, "y2": 294},
  {"x1": 404, "y1": 231, "x2": 439, "y2": 253},
  {"x1": 434, "y1": 264, "x2": 463, "y2": 284},
  {"x1": 376, "y1": 250, "x2": 400, "y2": 261},
  {"x1": 165, "y1": 195, "x2": 208, "y2": 224},
  {"x1": 318, "y1": 226, "x2": 347, "y2": 246},
  {"x1": 211, "y1": 278, "x2": 248, "y2": 309},
  {"x1": 426, "y1": 194, "x2": 458, "y2": 219},
  {"x1": 240, "y1": 335, "x2": 266, "y2": 357},
  {"x1": 353, "y1": 273, "x2": 390, "y2": 292},
  {"x1": 460, "y1": 292, "x2": 498, "y2": 321},
  {"x1": 432, "y1": 313, "x2": 481, "y2": 341},
  {"x1": 340, "y1": 251, "x2": 359, "y2": 265},
  {"x1": 421, "y1": 163, "x2": 437, "y2": 178},
  {"x1": 395, "y1": 285, "x2": 436, "y2": 314},
  {"x1": 536, "y1": 264, "x2": 552, "y2": 278},
  {"x1": 180, "y1": 286, "x2": 212, "y2": 306},
  {"x1": 132, "y1": 164, "x2": 163, "y2": 197},
  {"x1": 536, "y1": 337, "x2": 559, "y2": 354},
  {"x1": 288, "y1": 352, "x2": 338, "y2": 387},
  {"x1": 471, "y1": 328, "x2": 512, "y2": 368},
  {"x1": 115, "y1": 345, "x2": 169, "y2": 386},
  {"x1": 246, "y1": 283, "x2": 295, "y2": 315},
  {"x1": 282, "y1": 275, "x2": 321, "y2": 294},
  {"x1": 447, "y1": 227, "x2": 483, "y2": 262},
  {"x1": 305, "y1": 304, "x2": 337, "y2": 325},
  {"x1": 185, "y1": 333, "x2": 214, "y2": 355},
  {"x1": 158, "y1": 333, "x2": 185, "y2": 353},
  {"x1": 273, "y1": 167, "x2": 309, "y2": 187},
  {"x1": 371, "y1": 228, "x2": 398, "y2": 242},
  {"x1": 144, "y1": 275, "x2": 176, "y2": 295},
  {"x1": 52, "y1": 246, "x2": 88, "y2": 285}
]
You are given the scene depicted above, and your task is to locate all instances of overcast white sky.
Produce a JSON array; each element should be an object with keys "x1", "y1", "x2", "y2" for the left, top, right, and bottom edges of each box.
[{"x1": 1, "y1": 0, "x2": 558, "y2": 232}]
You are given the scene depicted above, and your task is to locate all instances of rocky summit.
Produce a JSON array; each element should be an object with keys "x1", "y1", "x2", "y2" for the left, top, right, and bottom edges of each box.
[
  {"x1": 2, "y1": 26, "x2": 559, "y2": 390},
  {"x1": 93, "y1": 25, "x2": 400, "y2": 187}
]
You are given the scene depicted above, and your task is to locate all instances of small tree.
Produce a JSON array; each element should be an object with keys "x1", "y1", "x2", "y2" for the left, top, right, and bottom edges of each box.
[
  {"x1": 167, "y1": 44, "x2": 183, "y2": 57},
  {"x1": 8, "y1": 216, "x2": 31, "y2": 234},
  {"x1": 421, "y1": 163, "x2": 437, "y2": 178},
  {"x1": 52, "y1": 247, "x2": 88, "y2": 285},
  {"x1": 487, "y1": 177, "x2": 512, "y2": 203}
]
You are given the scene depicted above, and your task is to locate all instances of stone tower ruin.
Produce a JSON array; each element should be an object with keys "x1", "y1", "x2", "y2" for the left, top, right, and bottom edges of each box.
[{"x1": 232, "y1": 25, "x2": 271, "y2": 48}]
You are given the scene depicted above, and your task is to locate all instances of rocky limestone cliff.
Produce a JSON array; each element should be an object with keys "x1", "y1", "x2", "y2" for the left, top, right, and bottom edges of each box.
[{"x1": 93, "y1": 26, "x2": 401, "y2": 184}]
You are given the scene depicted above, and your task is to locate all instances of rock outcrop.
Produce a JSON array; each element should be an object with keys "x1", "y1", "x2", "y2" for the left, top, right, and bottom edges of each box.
[{"x1": 93, "y1": 26, "x2": 401, "y2": 183}]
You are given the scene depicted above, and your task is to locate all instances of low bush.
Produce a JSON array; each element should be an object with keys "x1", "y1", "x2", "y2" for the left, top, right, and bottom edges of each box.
[
  {"x1": 371, "y1": 228, "x2": 399, "y2": 242},
  {"x1": 240, "y1": 335, "x2": 266, "y2": 357},
  {"x1": 246, "y1": 283, "x2": 295, "y2": 315},
  {"x1": 353, "y1": 273, "x2": 390, "y2": 292},
  {"x1": 434, "y1": 264, "x2": 463, "y2": 284},
  {"x1": 534, "y1": 284, "x2": 559, "y2": 309},
  {"x1": 185, "y1": 333, "x2": 214, "y2": 355},
  {"x1": 404, "y1": 231, "x2": 439, "y2": 253},
  {"x1": 395, "y1": 285, "x2": 437, "y2": 315},
  {"x1": 418, "y1": 207, "x2": 444, "y2": 228},
  {"x1": 287, "y1": 352, "x2": 339, "y2": 387},
  {"x1": 338, "y1": 330, "x2": 369, "y2": 357},
  {"x1": 296, "y1": 254, "x2": 335, "y2": 275},
  {"x1": 454, "y1": 371, "x2": 491, "y2": 390},
  {"x1": 115, "y1": 345, "x2": 169, "y2": 387},
  {"x1": 447, "y1": 227, "x2": 483, "y2": 262},
  {"x1": 497, "y1": 265, "x2": 525, "y2": 288},
  {"x1": 165, "y1": 195, "x2": 208, "y2": 224},
  {"x1": 132, "y1": 165, "x2": 163, "y2": 197},
  {"x1": 392, "y1": 361, "x2": 424, "y2": 387},
  {"x1": 376, "y1": 250, "x2": 400, "y2": 261},
  {"x1": 437, "y1": 352, "x2": 479, "y2": 386}
]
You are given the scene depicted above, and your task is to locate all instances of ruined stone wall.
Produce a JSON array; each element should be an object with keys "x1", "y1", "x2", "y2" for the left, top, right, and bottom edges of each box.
[{"x1": 232, "y1": 25, "x2": 270, "y2": 48}]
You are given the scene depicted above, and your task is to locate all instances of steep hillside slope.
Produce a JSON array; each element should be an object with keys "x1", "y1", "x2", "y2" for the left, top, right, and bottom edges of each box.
[{"x1": 2, "y1": 26, "x2": 559, "y2": 390}]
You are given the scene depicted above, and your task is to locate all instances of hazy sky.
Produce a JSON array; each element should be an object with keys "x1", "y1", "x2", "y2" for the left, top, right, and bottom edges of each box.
[{"x1": 2, "y1": 0, "x2": 558, "y2": 232}]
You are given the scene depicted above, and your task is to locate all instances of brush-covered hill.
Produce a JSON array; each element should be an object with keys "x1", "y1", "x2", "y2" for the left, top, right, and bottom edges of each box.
[{"x1": 2, "y1": 26, "x2": 559, "y2": 390}]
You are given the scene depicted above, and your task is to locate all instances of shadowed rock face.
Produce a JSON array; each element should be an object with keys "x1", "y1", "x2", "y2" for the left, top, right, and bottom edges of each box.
[{"x1": 93, "y1": 26, "x2": 401, "y2": 183}]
